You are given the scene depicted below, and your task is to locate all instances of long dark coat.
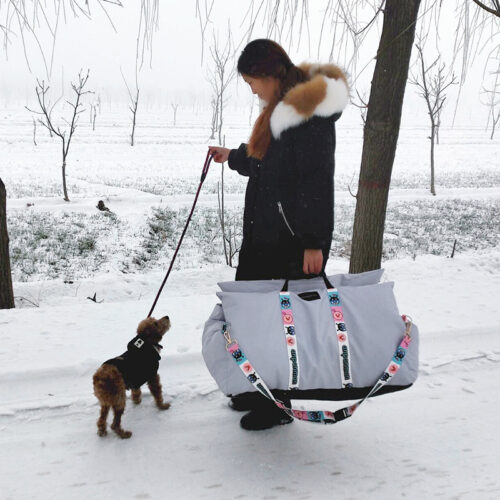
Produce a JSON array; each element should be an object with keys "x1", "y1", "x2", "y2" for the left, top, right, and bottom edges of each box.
[{"x1": 228, "y1": 63, "x2": 349, "y2": 281}]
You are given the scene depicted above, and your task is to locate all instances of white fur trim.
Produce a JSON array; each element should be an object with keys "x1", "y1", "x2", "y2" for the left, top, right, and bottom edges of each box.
[
  {"x1": 307, "y1": 63, "x2": 321, "y2": 76},
  {"x1": 270, "y1": 75, "x2": 349, "y2": 139},
  {"x1": 258, "y1": 97, "x2": 267, "y2": 113},
  {"x1": 315, "y1": 77, "x2": 349, "y2": 117}
]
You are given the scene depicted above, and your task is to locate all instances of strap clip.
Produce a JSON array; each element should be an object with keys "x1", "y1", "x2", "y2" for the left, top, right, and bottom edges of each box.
[
  {"x1": 222, "y1": 323, "x2": 237, "y2": 350},
  {"x1": 402, "y1": 314, "x2": 413, "y2": 339}
]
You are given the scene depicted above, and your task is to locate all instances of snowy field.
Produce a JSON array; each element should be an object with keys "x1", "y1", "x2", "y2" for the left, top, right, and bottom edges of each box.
[{"x1": 1, "y1": 105, "x2": 499, "y2": 499}]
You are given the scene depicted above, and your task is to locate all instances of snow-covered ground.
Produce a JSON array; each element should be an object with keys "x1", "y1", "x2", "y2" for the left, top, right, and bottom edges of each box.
[
  {"x1": 1, "y1": 106, "x2": 499, "y2": 499},
  {"x1": 1, "y1": 253, "x2": 499, "y2": 499}
]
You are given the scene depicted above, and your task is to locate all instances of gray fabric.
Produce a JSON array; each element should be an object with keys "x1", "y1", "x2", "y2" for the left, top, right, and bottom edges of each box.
[
  {"x1": 217, "y1": 268, "x2": 385, "y2": 293},
  {"x1": 202, "y1": 280, "x2": 419, "y2": 396}
]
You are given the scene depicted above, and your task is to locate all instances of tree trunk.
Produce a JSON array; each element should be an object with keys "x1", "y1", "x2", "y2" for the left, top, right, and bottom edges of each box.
[
  {"x1": 0, "y1": 178, "x2": 15, "y2": 309},
  {"x1": 430, "y1": 123, "x2": 436, "y2": 196},
  {"x1": 131, "y1": 105, "x2": 137, "y2": 147},
  {"x1": 349, "y1": 0, "x2": 421, "y2": 273},
  {"x1": 491, "y1": 110, "x2": 499, "y2": 140},
  {"x1": 62, "y1": 158, "x2": 70, "y2": 202}
]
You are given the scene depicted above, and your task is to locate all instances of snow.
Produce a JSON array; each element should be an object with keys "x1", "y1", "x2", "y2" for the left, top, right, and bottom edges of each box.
[
  {"x1": 1, "y1": 106, "x2": 499, "y2": 499},
  {"x1": 1, "y1": 252, "x2": 499, "y2": 499}
]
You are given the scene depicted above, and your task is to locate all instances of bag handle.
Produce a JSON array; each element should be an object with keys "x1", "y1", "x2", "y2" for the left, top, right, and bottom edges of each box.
[
  {"x1": 281, "y1": 270, "x2": 334, "y2": 293},
  {"x1": 222, "y1": 316, "x2": 413, "y2": 424}
]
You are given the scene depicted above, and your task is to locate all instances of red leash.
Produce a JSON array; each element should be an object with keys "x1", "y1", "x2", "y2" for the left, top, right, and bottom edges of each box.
[{"x1": 147, "y1": 150, "x2": 215, "y2": 318}]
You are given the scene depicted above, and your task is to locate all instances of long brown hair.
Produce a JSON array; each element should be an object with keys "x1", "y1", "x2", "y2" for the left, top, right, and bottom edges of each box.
[{"x1": 237, "y1": 39, "x2": 308, "y2": 159}]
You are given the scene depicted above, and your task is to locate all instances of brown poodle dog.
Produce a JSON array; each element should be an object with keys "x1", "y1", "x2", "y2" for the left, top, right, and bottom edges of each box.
[{"x1": 93, "y1": 315, "x2": 171, "y2": 439}]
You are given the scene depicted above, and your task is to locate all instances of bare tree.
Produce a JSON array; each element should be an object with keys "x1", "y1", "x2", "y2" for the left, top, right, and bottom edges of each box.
[
  {"x1": 351, "y1": 88, "x2": 369, "y2": 126},
  {"x1": 209, "y1": 95, "x2": 219, "y2": 140},
  {"x1": 89, "y1": 92, "x2": 101, "y2": 131},
  {"x1": 450, "y1": 0, "x2": 500, "y2": 125},
  {"x1": 207, "y1": 28, "x2": 236, "y2": 263},
  {"x1": 136, "y1": 0, "x2": 160, "y2": 70},
  {"x1": 481, "y1": 50, "x2": 500, "y2": 139},
  {"x1": 195, "y1": 0, "x2": 216, "y2": 65},
  {"x1": 0, "y1": 1, "x2": 162, "y2": 81},
  {"x1": 171, "y1": 103, "x2": 179, "y2": 126},
  {"x1": 0, "y1": 178, "x2": 15, "y2": 309},
  {"x1": 207, "y1": 25, "x2": 236, "y2": 145},
  {"x1": 349, "y1": 0, "x2": 422, "y2": 273},
  {"x1": 409, "y1": 43, "x2": 458, "y2": 196},
  {"x1": 89, "y1": 103, "x2": 97, "y2": 132},
  {"x1": 32, "y1": 117, "x2": 37, "y2": 146},
  {"x1": 217, "y1": 176, "x2": 242, "y2": 268},
  {"x1": 121, "y1": 68, "x2": 140, "y2": 146},
  {"x1": 129, "y1": 87, "x2": 139, "y2": 146},
  {"x1": 26, "y1": 70, "x2": 92, "y2": 202},
  {"x1": 120, "y1": 0, "x2": 159, "y2": 146},
  {"x1": 0, "y1": 1, "x2": 124, "y2": 79},
  {"x1": 91, "y1": 104, "x2": 98, "y2": 131}
]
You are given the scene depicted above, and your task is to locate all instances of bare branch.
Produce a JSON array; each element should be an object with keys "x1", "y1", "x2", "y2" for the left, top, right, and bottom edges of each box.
[
  {"x1": 196, "y1": 0, "x2": 216, "y2": 65},
  {"x1": 0, "y1": 0, "x2": 131, "y2": 76},
  {"x1": 471, "y1": 0, "x2": 500, "y2": 18}
]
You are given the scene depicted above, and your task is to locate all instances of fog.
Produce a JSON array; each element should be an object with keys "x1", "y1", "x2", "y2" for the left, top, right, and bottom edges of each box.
[{"x1": 0, "y1": 1, "x2": 497, "y2": 128}]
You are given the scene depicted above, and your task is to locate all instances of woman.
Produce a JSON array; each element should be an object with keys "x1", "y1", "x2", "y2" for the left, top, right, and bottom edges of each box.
[{"x1": 209, "y1": 39, "x2": 349, "y2": 430}]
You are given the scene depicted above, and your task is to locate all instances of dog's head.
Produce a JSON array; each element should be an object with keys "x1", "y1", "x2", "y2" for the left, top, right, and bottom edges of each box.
[{"x1": 136, "y1": 315, "x2": 171, "y2": 344}]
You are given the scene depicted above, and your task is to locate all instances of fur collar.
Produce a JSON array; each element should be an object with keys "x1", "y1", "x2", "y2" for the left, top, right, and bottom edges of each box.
[{"x1": 270, "y1": 62, "x2": 349, "y2": 139}]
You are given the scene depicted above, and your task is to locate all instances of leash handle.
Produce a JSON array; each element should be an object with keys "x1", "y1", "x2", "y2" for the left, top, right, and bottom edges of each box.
[{"x1": 148, "y1": 150, "x2": 215, "y2": 318}]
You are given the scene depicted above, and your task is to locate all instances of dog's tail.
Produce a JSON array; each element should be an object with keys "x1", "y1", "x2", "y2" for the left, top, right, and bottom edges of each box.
[{"x1": 93, "y1": 364, "x2": 123, "y2": 397}]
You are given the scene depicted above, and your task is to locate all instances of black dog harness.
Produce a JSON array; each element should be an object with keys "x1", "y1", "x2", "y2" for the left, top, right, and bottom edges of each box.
[{"x1": 104, "y1": 335, "x2": 163, "y2": 389}]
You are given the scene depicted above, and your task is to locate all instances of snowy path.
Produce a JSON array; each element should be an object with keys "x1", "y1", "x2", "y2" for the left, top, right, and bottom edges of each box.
[
  {"x1": 1, "y1": 343, "x2": 499, "y2": 499},
  {"x1": 1, "y1": 253, "x2": 499, "y2": 499}
]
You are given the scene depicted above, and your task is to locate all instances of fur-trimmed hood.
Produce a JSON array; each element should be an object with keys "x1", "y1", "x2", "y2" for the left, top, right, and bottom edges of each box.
[{"x1": 270, "y1": 62, "x2": 349, "y2": 139}]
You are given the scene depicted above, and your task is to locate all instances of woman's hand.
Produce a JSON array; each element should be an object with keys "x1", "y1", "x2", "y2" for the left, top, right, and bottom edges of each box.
[
  {"x1": 303, "y1": 249, "x2": 323, "y2": 275},
  {"x1": 208, "y1": 146, "x2": 230, "y2": 163}
]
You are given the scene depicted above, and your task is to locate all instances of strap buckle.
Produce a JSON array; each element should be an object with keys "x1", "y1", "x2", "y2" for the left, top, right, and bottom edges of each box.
[
  {"x1": 223, "y1": 323, "x2": 237, "y2": 350},
  {"x1": 402, "y1": 314, "x2": 413, "y2": 339}
]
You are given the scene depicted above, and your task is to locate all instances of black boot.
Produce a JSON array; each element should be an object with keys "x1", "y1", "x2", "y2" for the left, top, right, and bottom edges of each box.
[
  {"x1": 228, "y1": 392, "x2": 268, "y2": 412},
  {"x1": 240, "y1": 402, "x2": 293, "y2": 431}
]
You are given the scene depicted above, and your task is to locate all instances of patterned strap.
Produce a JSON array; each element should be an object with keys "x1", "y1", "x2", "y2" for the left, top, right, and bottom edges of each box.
[
  {"x1": 279, "y1": 291, "x2": 300, "y2": 389},
  {"x1": 327, "y1": 287, "x2": 354, "y2": 388},
  {"x1": 279, "y1": 285, "x2": 354, "y2": 390},
  {"x1": 221, "y1": 315, "x2": 413, "y2": 424}
]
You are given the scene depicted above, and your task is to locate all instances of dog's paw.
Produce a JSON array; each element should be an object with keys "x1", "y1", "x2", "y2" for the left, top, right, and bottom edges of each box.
[
  {"x1": 97, "y1": 428, "x2": 107, "y2": 437},
  {"x1": 132, "y1": 398, "x2": 142, "y2": 405},
  {"x1": 157, "y1": 402, "x2": 171, "y2": 410},
  {"x1": 111, "y1": 423, "x2": 133, "y2": 439}
]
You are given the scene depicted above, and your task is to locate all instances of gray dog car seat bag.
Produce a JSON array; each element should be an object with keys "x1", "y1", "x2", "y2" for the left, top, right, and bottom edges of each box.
[{"x1": 202, "y1": 272, "x2": 419, "y2": 421}]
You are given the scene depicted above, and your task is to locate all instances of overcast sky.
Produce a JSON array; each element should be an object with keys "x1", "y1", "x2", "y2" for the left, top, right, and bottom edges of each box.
[{"x1": 1, "y1": 1, "x2": 498, "y2": 127}]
